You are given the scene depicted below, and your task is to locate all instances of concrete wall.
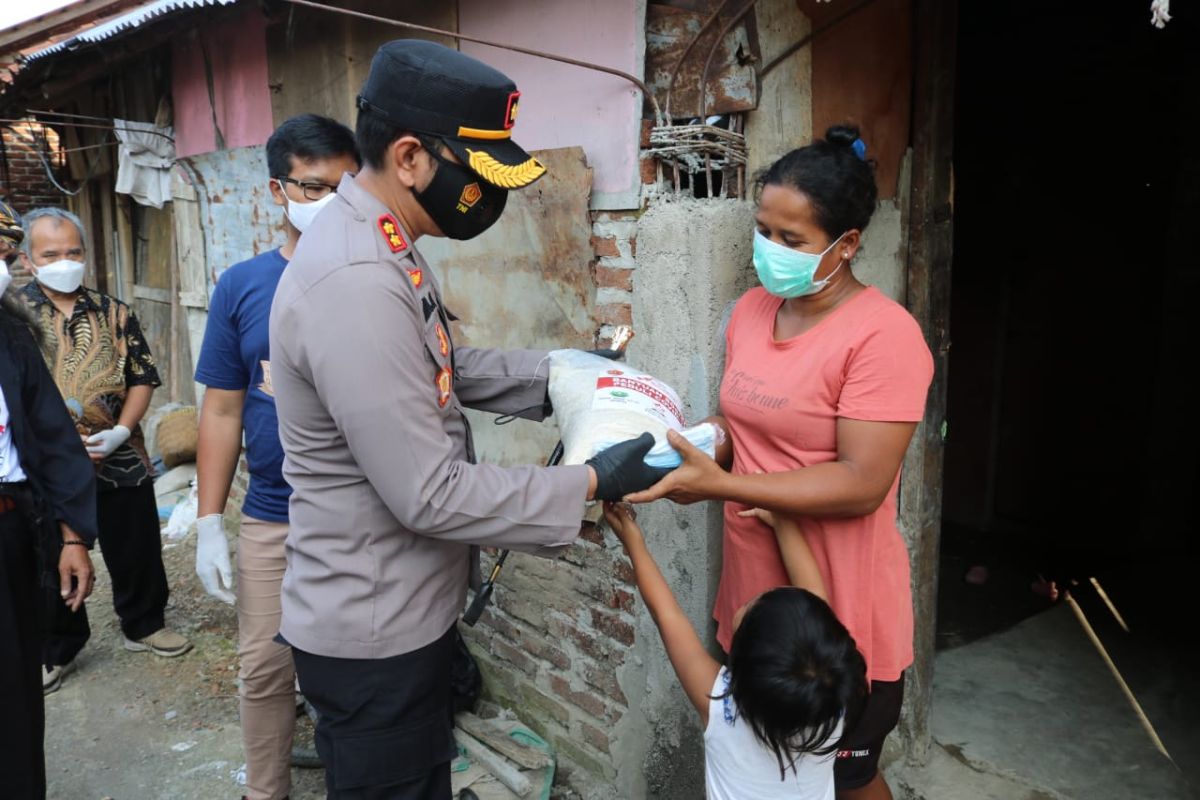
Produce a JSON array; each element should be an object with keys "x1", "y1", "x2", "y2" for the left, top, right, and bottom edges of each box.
[{"x1": 624, "y1": 195, "x2": 757, "y2": 798}]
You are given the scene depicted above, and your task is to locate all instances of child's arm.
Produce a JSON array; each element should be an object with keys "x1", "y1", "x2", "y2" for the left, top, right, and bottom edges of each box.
[
  {"x1": 603, "y1": 502, "x2": 721, "y2": 726},
  {"x1": 738, "y1": 508, "x2": 828, "y2": 602}
]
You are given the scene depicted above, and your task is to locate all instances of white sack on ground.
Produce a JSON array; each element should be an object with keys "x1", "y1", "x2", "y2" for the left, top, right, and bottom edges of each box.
[{"x1": 548, "y1": 349, "x2": 718, "y2": 467}]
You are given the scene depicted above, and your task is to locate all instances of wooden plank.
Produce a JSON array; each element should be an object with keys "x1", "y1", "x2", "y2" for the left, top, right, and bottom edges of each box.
[
  {"x1": 266, "y1": 0, "x2": 457, "y2": 128},
  {"x1": 178, "y1": 290, "x2": 208, "y2": 309},
  {"x1": 115, "y1": 195, "x2": 136, "y2": 306},
  {"x1": 132, "y1": 284, "x2": 171, "y2": 303},
  {"x1": 139, "y1": 205, "x2": 175, "y2": 290},
  {"x1": 456, "y1": 713, "x2": 552, "y2": 770},
  {"x1": 896, "y1": 0, "x2": 957, "y2": 766},
  {"x1": 98, "y1": 185, "x2": 117, "y2": 297},
  {"x1": 172, "y1": 165, "x2": 209, "y2": 403}
]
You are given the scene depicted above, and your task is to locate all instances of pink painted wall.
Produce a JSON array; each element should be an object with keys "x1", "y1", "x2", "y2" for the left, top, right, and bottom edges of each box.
[
  {"x1": 171, "y1": 8, "x2": 275, "y2": 159},
  {"x1": 458, "y1": 0, "x2": 643, "y2": 209}
]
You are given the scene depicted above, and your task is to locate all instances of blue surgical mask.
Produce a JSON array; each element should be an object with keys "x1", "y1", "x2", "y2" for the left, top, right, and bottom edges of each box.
[{"x1": 752, "y1": 229, "x2": 846, "y2": 298}]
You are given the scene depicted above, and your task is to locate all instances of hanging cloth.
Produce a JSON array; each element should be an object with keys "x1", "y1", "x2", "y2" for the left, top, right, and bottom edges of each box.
[{"x1": 113, "y1": 119, "x2": 176, "y2": 208}]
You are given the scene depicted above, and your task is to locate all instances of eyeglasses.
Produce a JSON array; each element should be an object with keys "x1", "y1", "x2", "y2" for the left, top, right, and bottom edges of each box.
[{"x1": 275, "y1": 177, "x2": 339, "y2": 202}]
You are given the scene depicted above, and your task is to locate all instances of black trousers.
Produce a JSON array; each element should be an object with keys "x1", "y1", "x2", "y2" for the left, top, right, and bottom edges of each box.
[
  {"x1": 0, "y1": 484, "x2": 46, "y2": 799},
  {"x1": 292, "y1": 625, "x2": 459, "y2": 799},
  {"x1": 43, "y1": 481, "x2": 169, "y2": 667}
]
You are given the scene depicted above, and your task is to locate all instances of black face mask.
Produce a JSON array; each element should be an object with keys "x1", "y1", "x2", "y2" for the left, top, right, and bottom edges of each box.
[{"x1": 415, "y1": 146, "x2": 508, "y2": 240}]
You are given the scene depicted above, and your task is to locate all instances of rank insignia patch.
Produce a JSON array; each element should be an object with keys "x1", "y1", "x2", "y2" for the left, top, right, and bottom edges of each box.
[
  {"x1": 435, "y1": 366, "x2": 452, "y2": 408},
  {"x1": 435, "y1": 324, "x2": 450, "y2": 357},
  {"x1": 377, "y1": 214, "x2": 408, "y2": 253},
  {"x1": 407, "y1": 268, "x2": 424, "y2": 288},
  {"x1": 504, "y1": 91, "x2": 520, "y2": 129}
]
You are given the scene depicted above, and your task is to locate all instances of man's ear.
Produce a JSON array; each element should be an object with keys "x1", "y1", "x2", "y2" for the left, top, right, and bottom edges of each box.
[
  {"x1": 268, "y1": 178, "x2": 287, "y2": 208},
  {"x1": 19, "y1": 251, "x2": 34, "y2": 272},
  {"x1": 390, "y1": 135, "x2": 431, "y2": 190}
]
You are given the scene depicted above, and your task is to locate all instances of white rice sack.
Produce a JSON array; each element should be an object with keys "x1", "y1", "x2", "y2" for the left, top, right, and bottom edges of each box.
[{"x1": 548, "y1": 349, "x2": 717, "y2": 467}]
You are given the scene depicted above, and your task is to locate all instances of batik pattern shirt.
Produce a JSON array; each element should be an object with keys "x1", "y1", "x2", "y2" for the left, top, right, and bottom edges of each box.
[{"x1": 21, "y1": 282, "x2": 160, "y2": 490}]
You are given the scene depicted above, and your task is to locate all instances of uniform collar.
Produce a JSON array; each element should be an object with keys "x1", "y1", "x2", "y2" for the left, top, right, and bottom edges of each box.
[{"x1": 335, "y1": 174, "x2": 418, "y2": 254}]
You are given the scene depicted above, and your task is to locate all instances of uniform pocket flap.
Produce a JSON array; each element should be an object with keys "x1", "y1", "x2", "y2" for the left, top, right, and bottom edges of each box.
[{"x1": 331, "y1": 711, "x2": 456, "y2": 789}]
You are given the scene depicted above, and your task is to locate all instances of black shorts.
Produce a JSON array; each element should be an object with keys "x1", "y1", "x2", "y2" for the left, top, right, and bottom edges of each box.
[{"x1": 834, "y1": 673, "x2": 905, "y2": 790}]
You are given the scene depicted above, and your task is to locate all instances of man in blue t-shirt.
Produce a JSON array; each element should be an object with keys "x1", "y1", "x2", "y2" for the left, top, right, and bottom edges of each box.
[{"x1": 194, "y1": 114, "x2": 358, "y2": 800}]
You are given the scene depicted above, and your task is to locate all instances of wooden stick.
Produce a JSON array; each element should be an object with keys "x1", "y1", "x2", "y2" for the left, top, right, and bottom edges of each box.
[
  {"x1": 1063, "y1": 591, "x2": 1176, "y2": 767},
  {"x1": 455, "y1": 729, "x2": 533, "y2": 797}
]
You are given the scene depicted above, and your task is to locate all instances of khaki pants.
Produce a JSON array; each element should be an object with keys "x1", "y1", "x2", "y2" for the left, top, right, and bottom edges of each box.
[{"x1": 237, "y1": 516, "x2": 294, "y2": 800}]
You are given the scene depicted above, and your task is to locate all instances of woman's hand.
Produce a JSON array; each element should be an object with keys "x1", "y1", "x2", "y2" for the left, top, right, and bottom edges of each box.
[
  {"x1": 602, "y1": 501, "x2": 645, "y2": 553},
  {"x1": 624, "y1": 429, "x2": 728, "y2": 505}
]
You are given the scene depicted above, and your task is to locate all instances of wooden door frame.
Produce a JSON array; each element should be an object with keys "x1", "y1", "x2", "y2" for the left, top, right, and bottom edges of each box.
[{"x1": 898, "y1": 0, "x2": 956, "y2": 764}]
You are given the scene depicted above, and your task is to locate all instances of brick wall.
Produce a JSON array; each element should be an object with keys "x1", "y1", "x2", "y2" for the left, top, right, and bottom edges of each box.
[
  {"x1": 2, "y1": 120, "x2": 67, "y2": 210},
  {"x1": 460, "y1": 209, "x2": 644, "y2": 793},
  {"x1": 2, "y1": 120, "x2": 68, "y2": 283},
  {"x1": 591, "y1": 211, "x2": 639, "y2": 339},
  {"x1": 462, "y1": 526, "x2": 638, "y2": 787}
]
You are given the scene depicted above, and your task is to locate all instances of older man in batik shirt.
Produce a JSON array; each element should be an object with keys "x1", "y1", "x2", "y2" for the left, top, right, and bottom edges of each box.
[{"x1": 20, "y1": 207, "x2": 191, "y2": 694}]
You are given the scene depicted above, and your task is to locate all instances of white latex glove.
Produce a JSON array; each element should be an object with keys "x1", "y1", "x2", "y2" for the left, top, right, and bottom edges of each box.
[
  {"x1": 195, "y1": 514, "x2": 236, "y2": 605},
  {"x1": 84, "y1": 424, "x2": 131, "y2": 458}
]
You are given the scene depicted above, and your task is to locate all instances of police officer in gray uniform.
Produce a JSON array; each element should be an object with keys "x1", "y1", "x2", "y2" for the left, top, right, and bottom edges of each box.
[{"x1": 268, "y1": 40, "x2": 663, "y2": 798}]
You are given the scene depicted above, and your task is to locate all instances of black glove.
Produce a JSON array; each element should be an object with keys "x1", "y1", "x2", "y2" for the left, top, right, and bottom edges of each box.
[
  {"x1": 587, "y1": 348, "x2": 624, "y2": 361},
  {"x1": 586, "y1": 432, "x2": 671, "y2": 502}
]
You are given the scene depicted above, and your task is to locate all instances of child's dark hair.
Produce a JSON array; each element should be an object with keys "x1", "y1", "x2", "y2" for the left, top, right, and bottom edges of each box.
[
  {"x1": 722, "y1": 587, "x2": 868, "y2": 779},
  {"x1": 266, "y1": 113, "x2": 361, "y2": 179},
  {"x1": 755, "y1": 124, "x2": 878, "y2": 239}
]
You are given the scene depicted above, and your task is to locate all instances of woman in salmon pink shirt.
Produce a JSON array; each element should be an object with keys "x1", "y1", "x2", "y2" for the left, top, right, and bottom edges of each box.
[{"x1": 629, "y1": 126, "x2": 934, "y2": 800}]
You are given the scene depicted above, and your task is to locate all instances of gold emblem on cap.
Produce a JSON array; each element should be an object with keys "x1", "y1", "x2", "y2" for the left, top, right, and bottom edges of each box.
[{"x1": 466, "y1": 149, "x2": 546, "y2": 189}]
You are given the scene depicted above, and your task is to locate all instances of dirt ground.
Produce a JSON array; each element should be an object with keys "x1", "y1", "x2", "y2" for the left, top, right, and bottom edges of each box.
[{"x1": 43, "y1": 529, "x2": 328, "y2": 800}]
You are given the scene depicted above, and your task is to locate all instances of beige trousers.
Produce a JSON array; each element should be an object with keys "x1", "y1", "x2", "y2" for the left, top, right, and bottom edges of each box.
[{"x1": 237, "y1": 516, "x2": 295, "y2": 800}]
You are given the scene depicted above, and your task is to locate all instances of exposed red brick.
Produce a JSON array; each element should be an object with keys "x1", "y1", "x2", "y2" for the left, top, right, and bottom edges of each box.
[
  {"x1": 522, "y1": 632, "x2": 572, "y2": 672},
  {"x1": 583, "y1": 663, "x2": 629, "y2": 706},
  {"x1": 549, "y1": 675, "x2": 608, "y2": 720},
  {"x1": 580, "y1": 721, "x2": 611, "y2": 753},
  {"x1": 594, "y1": 303, "x2": 632, "y2": 327},
  {"x1": 640, "y1": 157, "x2": 658, "y2": 185},
  {"x1": 590, "y1": 235, "x2": 620, "y2": 258},
  {"x1": 546, "y1": 613, "x2": 627, "y2": 665},
  {"x1": 590, "y1": 608, "x2": 635, "y2": 647},
  {"x1": 613, "y1": 557, "x2": 635, "y2": 585},
  {"x1": 611, "y1": 588, "x2": 636, "y2": 614},
  {"x1": 639, "y1": 118, "x2": 653, "y2": 148},
  {"x1": 491, "y1": 638, "x2": 537, "y2": 677},
  {"x1": 595, "y1": 267, "x2": 633, "y2": 291}
]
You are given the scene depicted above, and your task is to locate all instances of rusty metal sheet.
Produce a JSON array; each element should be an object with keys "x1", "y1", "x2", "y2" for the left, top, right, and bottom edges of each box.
[
  {"x1": 417, "y1": 146, "x2": 595, "y2": 468},
  {"x1": 179, "y1": 144, "x2": 279, "y2": 287},
  {"x1": 645, "y1": 3, "x2": 761, "y2": 120}
]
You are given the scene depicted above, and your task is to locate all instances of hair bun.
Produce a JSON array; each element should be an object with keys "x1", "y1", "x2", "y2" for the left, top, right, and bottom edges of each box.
[{"x1": 824, "y1": 125, "x2": 861, "y2": 148}]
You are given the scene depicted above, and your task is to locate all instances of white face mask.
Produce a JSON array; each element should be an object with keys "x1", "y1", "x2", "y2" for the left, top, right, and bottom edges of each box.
[
  {"x1": 33, "y1": 259, "x2": 85, "y2": 294},
  {"x1": 284, "y1": 192, "x2": 336, "y2": 234},
  {"x1": 0, "y1": 260, "x2": 11, "y2": 296}
]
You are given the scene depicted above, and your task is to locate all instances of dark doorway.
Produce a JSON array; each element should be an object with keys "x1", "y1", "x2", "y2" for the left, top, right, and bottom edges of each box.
[{"x1": 939, "y1": 0, "x2": 1199, "y2": 781}]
